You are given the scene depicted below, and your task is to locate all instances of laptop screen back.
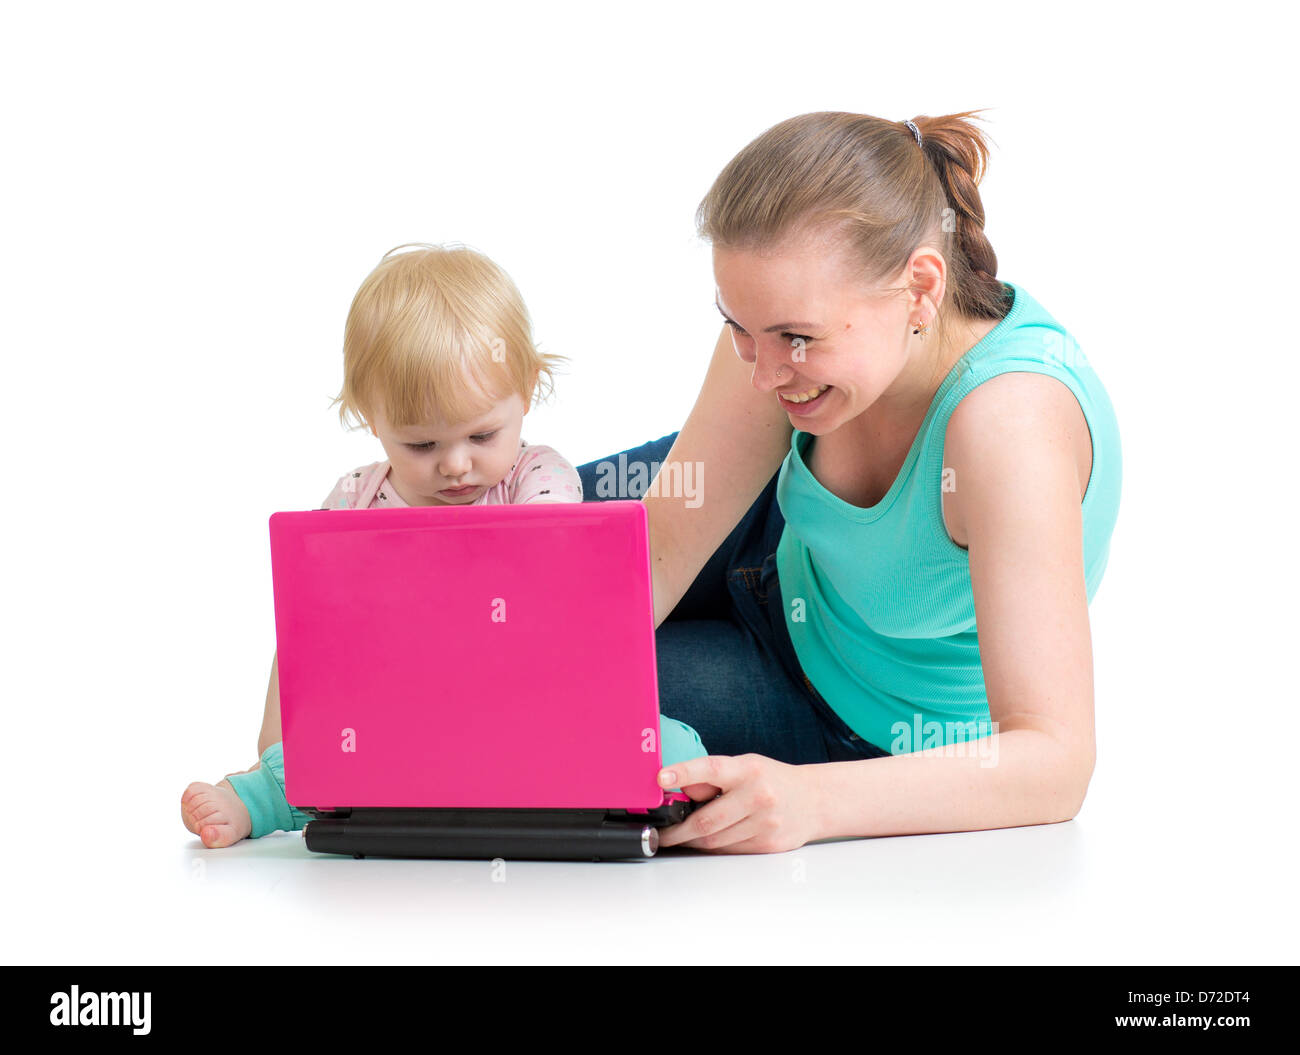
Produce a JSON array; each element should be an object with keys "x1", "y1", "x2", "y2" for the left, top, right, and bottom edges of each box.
[{"x1": 268, "y1": 500, "x2": 665, "y2": 810}]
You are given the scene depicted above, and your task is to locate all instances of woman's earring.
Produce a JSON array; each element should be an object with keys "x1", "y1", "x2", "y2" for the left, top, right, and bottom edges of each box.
[{"x1": 912, "y1": 318, "x2": 929, "y2": 339}]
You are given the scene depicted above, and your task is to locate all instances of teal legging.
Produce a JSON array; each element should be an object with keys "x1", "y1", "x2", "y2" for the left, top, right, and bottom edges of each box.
[{"x1": 226, "y1": 716, "x2": 708, "y2": 839}]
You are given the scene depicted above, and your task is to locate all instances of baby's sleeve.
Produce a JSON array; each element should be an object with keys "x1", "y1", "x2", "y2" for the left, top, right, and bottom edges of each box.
[
  {"x1": 508, "y1": 444, "x2": 584, "y2": 504},
  {"x1": 224, "y1": 742, "x2": 314, "y2": 838},
  {"x1": 318, "y1": 467, "x2": 368, "y2": 509},
  {"x1": 319, "y1": 475, "x2": 349, "y2": 510}
]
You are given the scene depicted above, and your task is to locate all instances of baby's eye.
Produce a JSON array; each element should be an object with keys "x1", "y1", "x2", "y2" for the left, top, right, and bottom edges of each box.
[{"x1": 406, "y1": 431, "x2": 498, "y2": 452}]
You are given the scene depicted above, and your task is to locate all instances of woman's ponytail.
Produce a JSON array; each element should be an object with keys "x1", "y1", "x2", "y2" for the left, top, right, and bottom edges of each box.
[{"x1": 908, "y1": 110, "x2": 1010, "y2": 321}]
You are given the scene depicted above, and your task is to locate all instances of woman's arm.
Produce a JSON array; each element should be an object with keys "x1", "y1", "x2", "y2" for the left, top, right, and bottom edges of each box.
[
  {"x1": 812, "y1": 373, "x2": 1096, "y2": 837},
  {"x1": 644, "y1": 324, "x2": 792, "y2": 627},
  {"x1": 658, "y1": 371, "x2": 1097, "y2": 850}
]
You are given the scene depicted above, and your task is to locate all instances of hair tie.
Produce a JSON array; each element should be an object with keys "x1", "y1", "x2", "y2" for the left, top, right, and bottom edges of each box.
[{"x1": 904, "y1": 120, "x2": 922, "y2": 148}]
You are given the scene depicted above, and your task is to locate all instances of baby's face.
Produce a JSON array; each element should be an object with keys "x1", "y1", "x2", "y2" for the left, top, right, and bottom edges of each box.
[{"x1": 368, "y1": 391, "x2": 529, "y2": 505}]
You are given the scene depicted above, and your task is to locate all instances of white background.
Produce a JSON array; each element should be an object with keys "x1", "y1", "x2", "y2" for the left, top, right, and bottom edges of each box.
[{"x1": 2, "y1": 0, "x2": 1295, "y2": 965}]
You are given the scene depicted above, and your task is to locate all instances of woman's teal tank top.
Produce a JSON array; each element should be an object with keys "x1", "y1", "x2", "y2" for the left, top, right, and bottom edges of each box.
[{"x1": 775, "y1": 280, "x2": 1122, "y2": 753}]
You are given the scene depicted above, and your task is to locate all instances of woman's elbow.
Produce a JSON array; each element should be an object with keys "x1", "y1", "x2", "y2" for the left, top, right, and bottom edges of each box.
[{"x1": 1043, "y1": 745, "x2": 1095, "y2": 823}]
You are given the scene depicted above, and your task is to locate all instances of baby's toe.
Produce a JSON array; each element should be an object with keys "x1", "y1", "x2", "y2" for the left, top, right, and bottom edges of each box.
[
  {"x1": 181, "y1": 781, "x2": 250, "y2": 847},
  {"x1": 182, "y1": 783, "x2": 232, "y2": 842},
  {"x1": 181, "y1": 782, "x2": 213, "y2": 833},
  {"x1": 197, "y1": 819, "x2": 241, "y2": 848}
]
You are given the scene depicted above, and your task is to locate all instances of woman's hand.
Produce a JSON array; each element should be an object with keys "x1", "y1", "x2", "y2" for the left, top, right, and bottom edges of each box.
[{"x1": 656, "y1": 754, "x2": 824, "y2": 854}]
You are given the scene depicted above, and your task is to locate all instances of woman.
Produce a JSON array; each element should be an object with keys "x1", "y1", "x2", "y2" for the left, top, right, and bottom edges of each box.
[{"x1": 576, "y1": 109, "x2": 1122, "y2": 854}]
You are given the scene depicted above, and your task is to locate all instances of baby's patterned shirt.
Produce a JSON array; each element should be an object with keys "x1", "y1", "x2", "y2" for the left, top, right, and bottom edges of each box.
[{"x1": 319, "y1": 439, "x2": 583, "y2": 509}]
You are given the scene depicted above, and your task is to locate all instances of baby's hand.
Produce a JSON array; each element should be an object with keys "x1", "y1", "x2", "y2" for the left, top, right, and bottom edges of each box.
[{"x1": 181, "y1": 778, "x2": 253, "y2": 848}]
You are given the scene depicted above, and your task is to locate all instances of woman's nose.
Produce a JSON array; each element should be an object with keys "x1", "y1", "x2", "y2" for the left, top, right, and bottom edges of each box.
[
  {"x1": 750, "y1": 342, "x2": 792, "y2": 393},
  {"x1": 732, "y1": 329, "x2": 792, "y2": 391}
]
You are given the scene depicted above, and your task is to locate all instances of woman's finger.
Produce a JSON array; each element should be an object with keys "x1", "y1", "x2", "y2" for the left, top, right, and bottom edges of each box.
[
  {"x1": 678, "y1": 813, "x2": 763, "y2": 851},
  {"x1": 675, "y1": 781, "x2": 722, "y2": 802},
  {"x1": 658, "y1": 754, "x2": 741, "y2": 796},
  {"x1": 686, "y1": 830, "x2": 775, "y2": 854},
  {"x1": 658, "y1": 785, "x2": 752, "y2": 848}
]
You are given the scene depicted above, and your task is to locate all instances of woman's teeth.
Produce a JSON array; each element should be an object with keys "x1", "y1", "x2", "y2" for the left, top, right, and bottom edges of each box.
[{"x1": 783, "y1": 384, "x2": 829, "y2": 404}]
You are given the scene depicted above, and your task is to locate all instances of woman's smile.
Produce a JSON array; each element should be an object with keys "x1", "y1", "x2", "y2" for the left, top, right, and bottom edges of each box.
[{"x1": 778, "y1": 383, "x2": 832, "y2": 413}]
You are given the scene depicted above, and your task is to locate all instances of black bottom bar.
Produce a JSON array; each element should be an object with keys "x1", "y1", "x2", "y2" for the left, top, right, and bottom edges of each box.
[{"x1": 13, "y1": 969, "x2": 1281, "y2": 1034}]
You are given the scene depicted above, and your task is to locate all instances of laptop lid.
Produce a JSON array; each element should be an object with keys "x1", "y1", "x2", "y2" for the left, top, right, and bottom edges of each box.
[{"x1": 268, "y1": 500, "x2": 666, "y2": 811}]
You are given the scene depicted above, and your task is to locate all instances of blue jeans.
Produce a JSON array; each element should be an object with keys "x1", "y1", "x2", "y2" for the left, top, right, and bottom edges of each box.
[{"x1": 577, "y1": 433, "x2": 890, "y2": 765}]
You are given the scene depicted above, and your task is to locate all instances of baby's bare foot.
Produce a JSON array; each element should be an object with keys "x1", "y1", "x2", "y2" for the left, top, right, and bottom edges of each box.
[{"x1": 181, "y1": 778, "x2": 253, "y2": 848}]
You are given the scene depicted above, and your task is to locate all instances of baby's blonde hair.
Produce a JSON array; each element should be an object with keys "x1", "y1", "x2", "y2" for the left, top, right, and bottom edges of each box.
[{"x1": 329, "y1": 243, "x2": 566, "y2": 431}]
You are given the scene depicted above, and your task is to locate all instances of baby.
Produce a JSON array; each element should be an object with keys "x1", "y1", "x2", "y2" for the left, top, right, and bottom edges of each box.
[{"x1": 180, "y1": 243, "x2": 706, "y2": 847}]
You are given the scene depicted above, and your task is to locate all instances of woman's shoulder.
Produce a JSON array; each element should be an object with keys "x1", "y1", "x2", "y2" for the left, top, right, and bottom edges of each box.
[
  {"x1": 938, "y1": 354, "x2": 1120, "y2": 554},
  {"x1": 941, "y1": 281, "x2": 1118, "y2": 449},
  {"x1": 991, "y1": 284, "x2": 1114, "y2": 386},
  {"x1": 946, "y1": 371, "x2": 1091, "y2": 458}
]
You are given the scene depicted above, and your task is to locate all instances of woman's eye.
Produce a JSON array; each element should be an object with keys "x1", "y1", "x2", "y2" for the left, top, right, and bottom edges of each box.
[{"x1": 724, "y1": 319, "x2": 811, "y2": 346}]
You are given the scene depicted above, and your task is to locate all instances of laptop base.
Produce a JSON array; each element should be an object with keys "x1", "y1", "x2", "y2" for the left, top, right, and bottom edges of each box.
[{"x1": 302, "y1": 800, "x2": 696, "y2": 861}]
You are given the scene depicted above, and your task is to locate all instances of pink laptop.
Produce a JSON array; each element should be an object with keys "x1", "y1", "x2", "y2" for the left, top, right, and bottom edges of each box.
[{"x1": 268, "y1": 499, "x2": 693, "y2": 860}]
